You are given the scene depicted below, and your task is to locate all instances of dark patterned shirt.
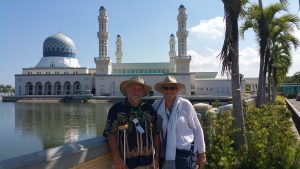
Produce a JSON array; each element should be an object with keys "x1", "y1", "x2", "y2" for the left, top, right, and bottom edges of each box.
[{"x1": 103, "y1": 100, "x2": 159, "y2": 169}]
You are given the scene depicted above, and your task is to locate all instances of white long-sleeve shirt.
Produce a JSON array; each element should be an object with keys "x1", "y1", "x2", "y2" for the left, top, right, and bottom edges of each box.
[{"x1": 153, "y1": 97, "x2": 206, "y2": 154}]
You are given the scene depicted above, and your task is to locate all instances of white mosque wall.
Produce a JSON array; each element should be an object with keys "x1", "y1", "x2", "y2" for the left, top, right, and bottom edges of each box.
[
  {"x1": 22, "y1": 67, "x2": 90, "y2": 75},
  {"x1": 94, "y1": 74, "x2": 191, "y2": 96},
  {"x1": 194, "y1": 79, "x2": 232, "y2": 96},
  {"x1": 15, "y1": 74, "x2": 93, "y2": 96},
  {"x1": 111, "y1": 62, "x2": 172, "y2": 74}
]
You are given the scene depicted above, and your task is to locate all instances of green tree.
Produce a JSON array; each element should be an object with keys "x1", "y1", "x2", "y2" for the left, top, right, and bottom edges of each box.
[
  {"x1": 255, "y1": 0, "x2": 288, "y2": 107},
  {"x1": 219, "y1": 0, "x2": 246, "y2": 149},
  {"x1": 292, "y1": 71, "x2": 300, "y2": 83},
  {"x1": 240, "y1": 0, "x2": 297, "y2": 105},
  {"x1": 0, "y1": 84, "x2": 14, "y2": 94},
  {"x1": 266, "y1": 3, "x2": 299, "y2": 102}
]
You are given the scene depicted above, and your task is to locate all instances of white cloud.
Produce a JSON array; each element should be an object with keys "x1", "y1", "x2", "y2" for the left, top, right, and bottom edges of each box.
[
  {"x1": 190, "y1": 17, "x2": 225, "y2": 39},
  {"x1": 292, "y1": 26, "x2": 300, "y2": 41},
  {"x1": 188, "y1": 50, "x2": 220, "y2": 73},
  {"x1": 188, "y1": 19, "x2": 300, "y2": 78},
  {"x1": 188, "y1": 47, "x2": 261, "y2": 78},
  {"x1": 239, "y1": 47, "x2": 260, "y2": 77},
  {"x1": 286, "y1": 26, "x2": 300, "y2": 76},
  {"x1": 206, "y1": 47, "x2": 215, "y2": 52},
  {"x1": 288, "y1": 49, "x2": 300, "y2": 76}
]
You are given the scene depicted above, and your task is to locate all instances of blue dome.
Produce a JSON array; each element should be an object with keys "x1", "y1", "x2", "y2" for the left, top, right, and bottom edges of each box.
[{"x1": 43, "y1": 33, "x2": 76, "y2": 58}]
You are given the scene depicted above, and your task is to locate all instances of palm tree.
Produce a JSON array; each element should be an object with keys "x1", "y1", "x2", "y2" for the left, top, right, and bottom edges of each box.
[
  {"x1": 271, "y1": 45, "x2": 292, "y2": 101},
  {"x1": 240, "y1": 1, "x2": 298, "y2": 105},
  {"x1": 240, "y1": 2, "x2": 268, "y2": 106},
  {"x1": 219, "y1": 0, "x2": 246, "y2": 149},
  {"x1": 255, "y1": 0, "x2": 288, "y2": 107},
  {"x1": 256, "y1": 0, "x2": 270, "y2": 107},
  {"x1": 270, "y1": 34, "x2": 299, "y2": 101}
]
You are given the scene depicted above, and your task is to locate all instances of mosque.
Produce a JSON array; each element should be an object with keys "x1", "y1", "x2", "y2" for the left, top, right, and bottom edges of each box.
[{"x1": 15, "y1": 5, "x2": 236, "y2": 97}]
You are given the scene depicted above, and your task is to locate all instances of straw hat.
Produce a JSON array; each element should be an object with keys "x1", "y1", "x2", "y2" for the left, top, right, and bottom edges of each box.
[
  {"x1": 120, "y1": 76, "x2": 152, "y2": 96},
  {"x1": 154, "y1": 75, "x2": 185, "y2": 93}
]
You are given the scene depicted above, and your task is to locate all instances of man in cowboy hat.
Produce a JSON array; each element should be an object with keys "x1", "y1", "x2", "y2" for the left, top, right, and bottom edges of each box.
[
  {"x1": 103, "y1": 76, "x2": 160, "y2": 169},
  {"x1": 153, "y1": 75, "x2": 206, "y2": 169}
]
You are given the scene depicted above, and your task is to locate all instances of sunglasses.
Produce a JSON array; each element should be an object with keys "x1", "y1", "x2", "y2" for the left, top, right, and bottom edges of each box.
[{"x1": 163, "y1": 86, "x2": 177, "y2": 91}]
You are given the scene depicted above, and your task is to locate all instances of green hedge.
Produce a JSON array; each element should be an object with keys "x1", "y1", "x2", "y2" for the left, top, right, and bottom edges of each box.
[{"x1": 202, "y1": 104, "x2": 300, "y2": 169}]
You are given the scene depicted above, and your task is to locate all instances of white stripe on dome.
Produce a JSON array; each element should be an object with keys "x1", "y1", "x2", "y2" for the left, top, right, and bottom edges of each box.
[{"x1": 35, "y1": 57, "x2": 81, "y2": 68}]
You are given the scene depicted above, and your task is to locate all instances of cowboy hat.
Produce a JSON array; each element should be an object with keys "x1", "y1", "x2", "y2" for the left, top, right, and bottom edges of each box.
[
  {"x1": 120, "y1": 76, "x2": 152, "y2": 96},
  {"x1": 154, "y1": 75, "x2": 185, "y2": 93}
]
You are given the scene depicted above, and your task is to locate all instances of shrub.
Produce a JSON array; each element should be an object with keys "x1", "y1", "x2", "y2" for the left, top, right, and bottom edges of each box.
[
  {"x1": 243, "y1": 105, "x2": 300, "y2": 169},
  {"x1": 212, "y1": 99, "x2": 222, "y2": 108},
  {"x1": 202, "y1": 104, "x2": 300, "y2": 169},
  {"x1": 275, "y1": 95, "x2": 286, "y2": 105},
  {"x1": 203, "y1": 111, "x2": 240, "y2": 169}
]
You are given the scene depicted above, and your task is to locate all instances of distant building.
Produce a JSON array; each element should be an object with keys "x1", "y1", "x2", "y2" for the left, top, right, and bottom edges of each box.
[
  {"x1": 280, "y1": 84, "x2": 300, "y2": 95},
  {"x1": 15, "y1": 5, "x2": 238, "y2": 97}
]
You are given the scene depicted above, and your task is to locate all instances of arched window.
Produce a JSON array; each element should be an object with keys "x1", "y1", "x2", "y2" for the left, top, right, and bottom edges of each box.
[
  {"x1": 44, "y1": 82, "x2": 52, "y2": 95},
  {"x1": 54, "y1": 81, "x2": 61, "y2": 95},
  {"x1": 35, "y1": 82, "x2": 43, "y2": 95},
  {"x1": 25, "y1": 82, "x2": 33, "y2": 95},
  {"x1": 73, "y1": 81, "x2": 81, "y2": 94},
  {"x1": 64, "y1": 81, "x2": 71, "y2": 95}
]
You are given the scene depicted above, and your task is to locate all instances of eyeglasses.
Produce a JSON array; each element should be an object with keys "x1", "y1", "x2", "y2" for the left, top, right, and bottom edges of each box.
[{"x1": 163, "y1": 86, "x2": 177, "y2": 91}]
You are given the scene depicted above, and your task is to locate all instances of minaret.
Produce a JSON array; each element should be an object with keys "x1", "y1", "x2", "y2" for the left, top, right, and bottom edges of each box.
[
  {"x1": 115, "y1": 35, "x2": 123, "y2": 64},
  {"x1": 169, "y1": 34, "x2": 176, "y2": 73},
  {"x1": 176, "y1": 5, "x2": 191, "y2": 73},
  {"x1": 98, "y1": 6, "x2": 108, "y2": 58},
  {"x1": 94, "y1": 6, "x2": 112, "y2": 75}
]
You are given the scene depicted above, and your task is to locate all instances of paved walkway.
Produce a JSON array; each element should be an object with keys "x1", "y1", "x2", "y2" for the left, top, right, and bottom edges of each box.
[
  {"x1": 288, "y1": 99, "x2": 300, "y2": 111},
  {"x1": 287, "y1": 99, "x2": 300, "y2": 141}
]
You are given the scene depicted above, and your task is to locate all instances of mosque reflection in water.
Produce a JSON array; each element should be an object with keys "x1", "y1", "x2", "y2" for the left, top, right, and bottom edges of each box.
[{"x1": 14, "y1": 102, "x2": 112, "y2": 149}]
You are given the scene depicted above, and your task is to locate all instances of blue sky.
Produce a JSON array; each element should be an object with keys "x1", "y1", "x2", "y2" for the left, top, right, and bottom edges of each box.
[{"x1": 1, "y1": 0, "x2": 299, "y2": 86}]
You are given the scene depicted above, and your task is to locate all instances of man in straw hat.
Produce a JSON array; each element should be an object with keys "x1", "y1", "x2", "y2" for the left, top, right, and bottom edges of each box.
[
  {"x1": 103, "y1": 76, "x2": 160, "y2": 169},
  {"x1": 152, "y1": 75, "x2": 206, "y2": 169}
]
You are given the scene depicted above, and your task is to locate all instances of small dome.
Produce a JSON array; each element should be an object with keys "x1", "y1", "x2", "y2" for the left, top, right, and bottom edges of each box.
[
  {"x1": 100, "y1": 6, "x2": 106, "y2": 11},
  {"x1": 43, "y1": 32, "x2": 76, "y2": 58},
  {"x1": 179, "y1": 5, "x2": 185, "y2": 9}
]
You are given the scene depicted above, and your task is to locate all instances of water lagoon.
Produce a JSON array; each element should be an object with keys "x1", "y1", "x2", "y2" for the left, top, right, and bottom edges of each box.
[{"x1": 0, "y1": 101, "x2": 113, "y2": 161}]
